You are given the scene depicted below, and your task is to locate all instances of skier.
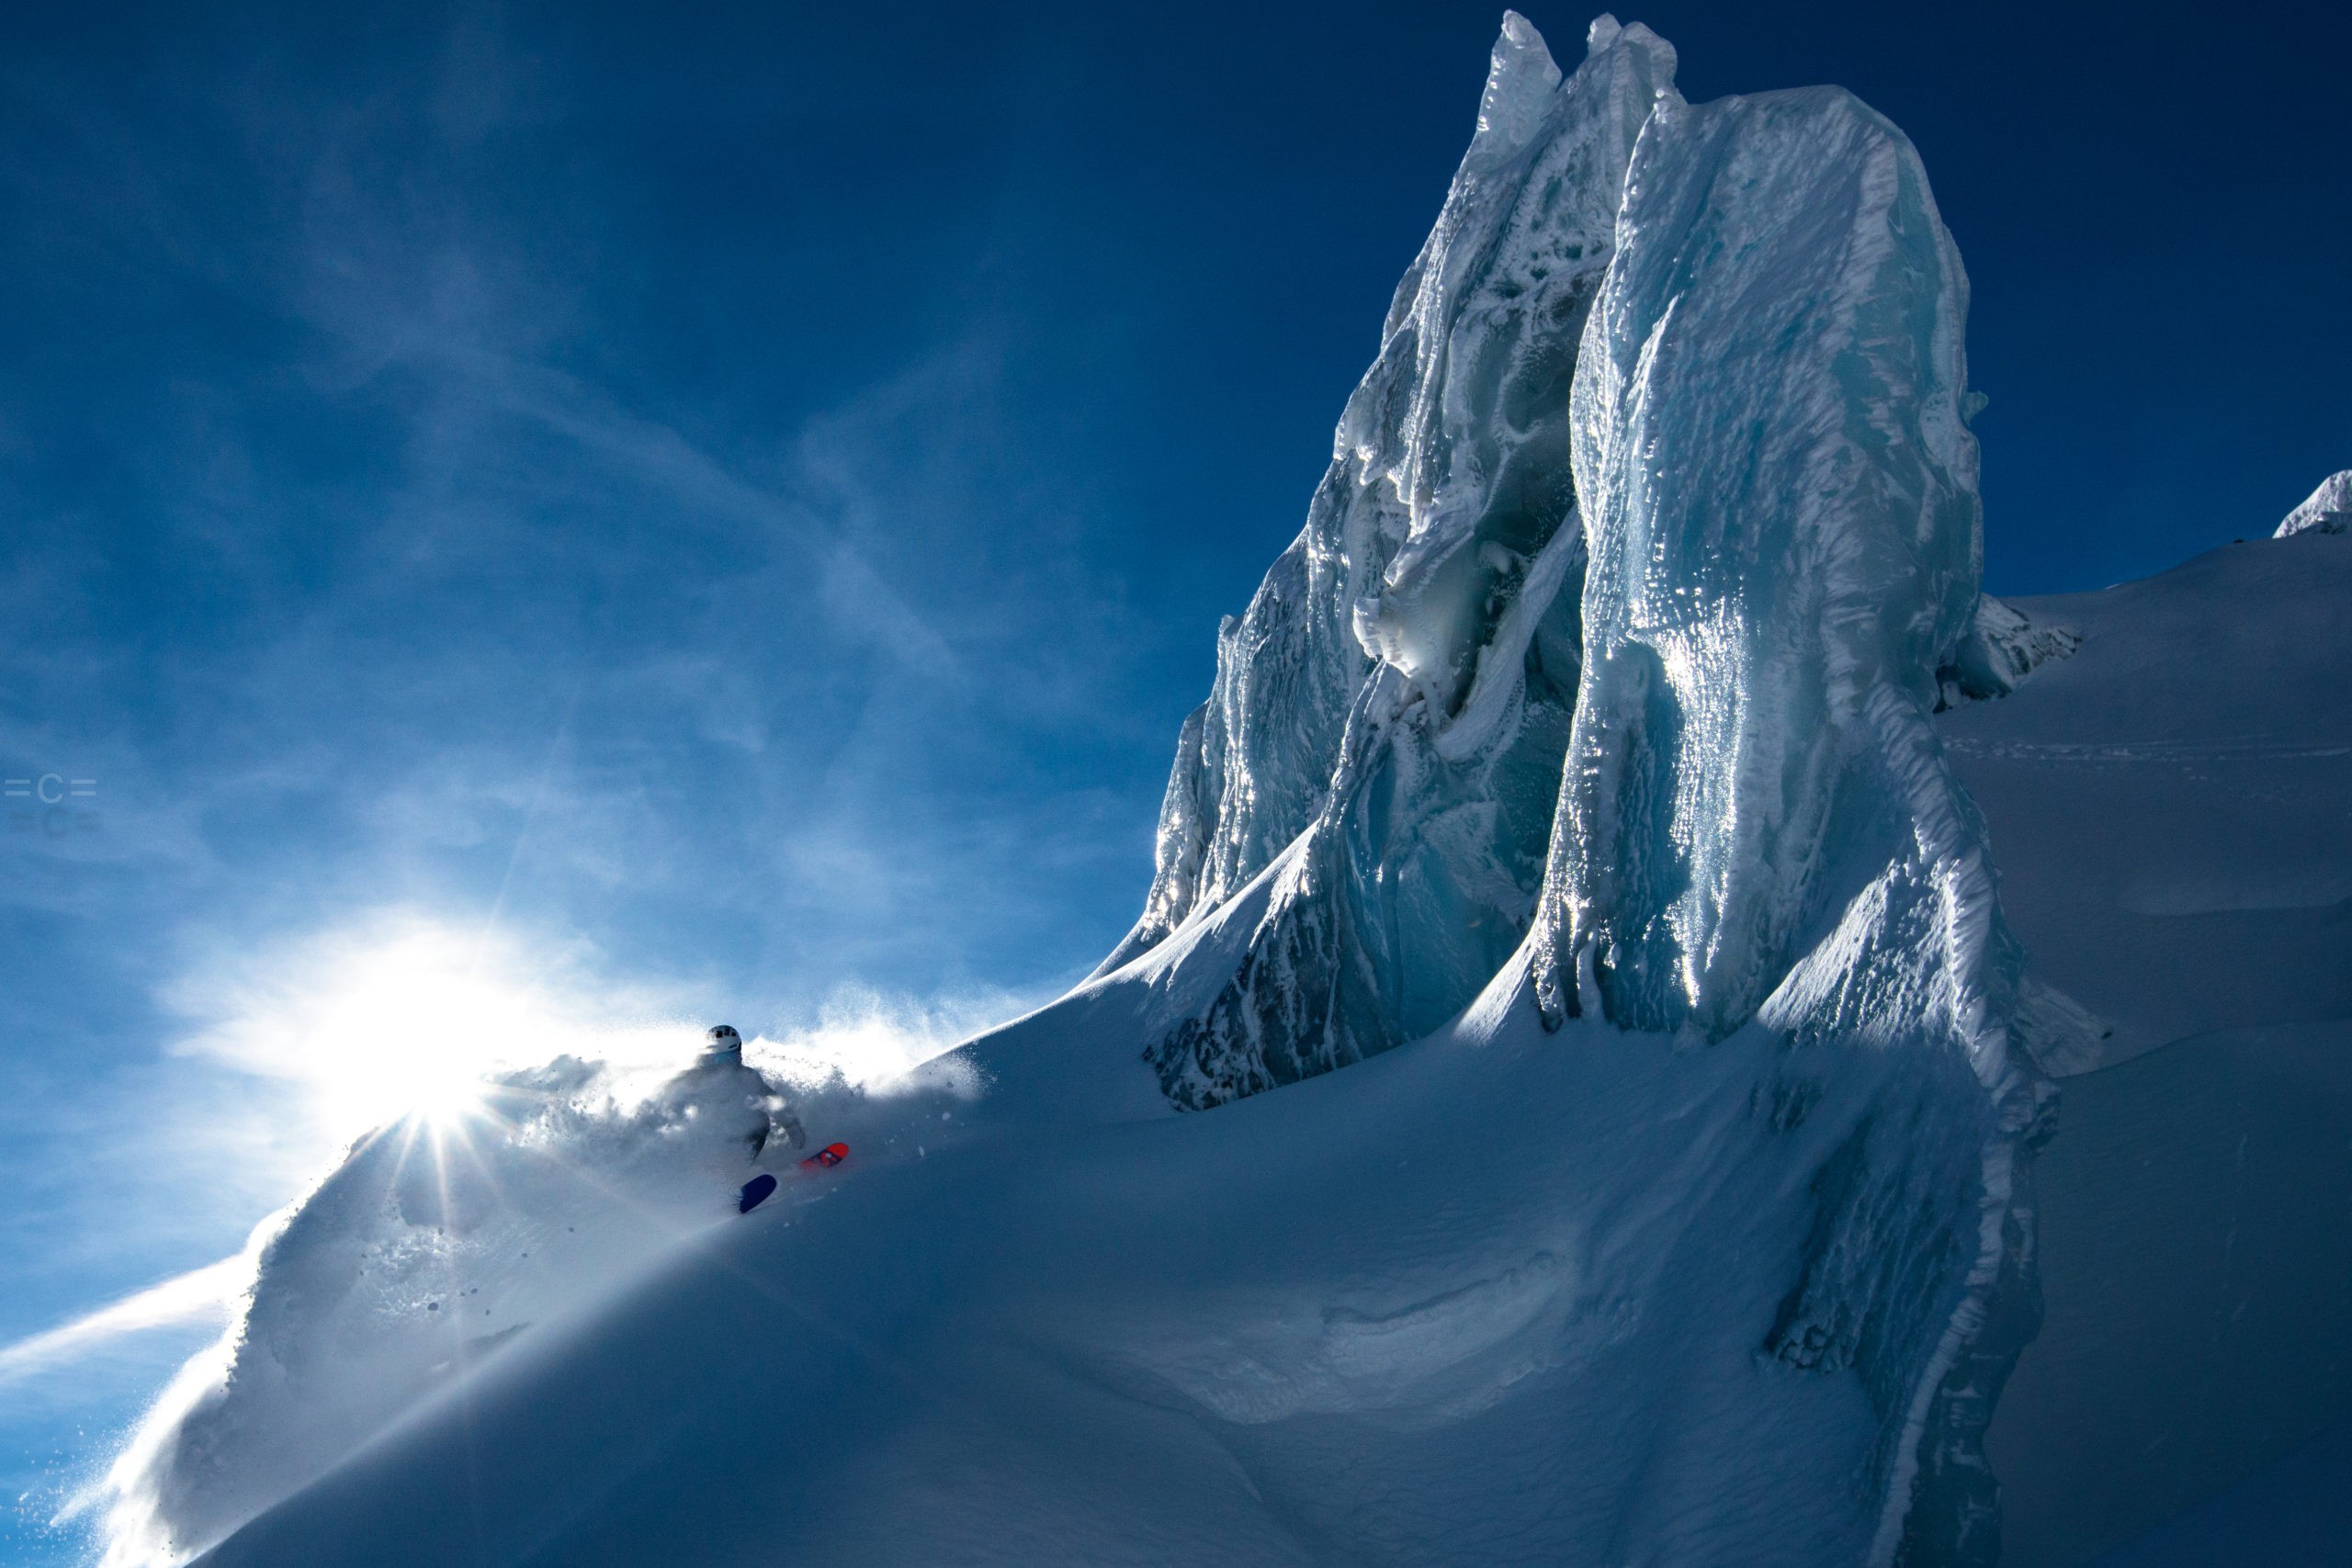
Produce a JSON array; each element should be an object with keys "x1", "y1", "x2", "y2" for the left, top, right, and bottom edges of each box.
[{"x1": 659, "y1": 1024, "x2": 807, "y2": 1160}]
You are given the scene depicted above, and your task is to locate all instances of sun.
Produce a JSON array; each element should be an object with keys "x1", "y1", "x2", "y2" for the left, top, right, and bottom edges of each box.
[
  {"x1": 295, "y1": 931, "x2": 548, "y2": 1132},
  {"x1": 178, "y1": 911, "x2": 700, "y2": 1146},
  {"x1": 175, "y1": 914, "x2": 702, "y2": 1145}
]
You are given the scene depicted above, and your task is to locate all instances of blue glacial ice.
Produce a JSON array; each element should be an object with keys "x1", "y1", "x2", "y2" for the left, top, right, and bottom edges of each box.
[
  {"x1": 1113, "y1": 25, "x2": 2054, "y2": 1562},
  {"x1": 1524, "y1": 81, "x2": 2051, "y2": 1562},
  {"x1": 1109, "y1": 15, "x2": 1679, "y2": 1106}
]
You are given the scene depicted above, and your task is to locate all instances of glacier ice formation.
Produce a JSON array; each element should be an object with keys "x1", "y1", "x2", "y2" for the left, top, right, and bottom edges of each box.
[
  {"x1": 1103, "y1": 13, "x2": 1679, "y2": 1109},
  {"x1": 1102, "y1": 16, "x2": 2054, "y2": 1562},
  {"x1": 100, "y1": 13, "x2": 2108, "y2": 1568},
  {"x1": 1525, "y1": 82, "x2": 2046, "y2": 1562},
  {"x1": 1936, "y1": 594, "x2": 2080, "y2": 709}
]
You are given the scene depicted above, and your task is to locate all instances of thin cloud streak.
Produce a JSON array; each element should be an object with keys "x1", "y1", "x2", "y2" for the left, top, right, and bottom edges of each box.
[{"x1": 0, "y1": 1257, "x2": 247, "y2": 1389}]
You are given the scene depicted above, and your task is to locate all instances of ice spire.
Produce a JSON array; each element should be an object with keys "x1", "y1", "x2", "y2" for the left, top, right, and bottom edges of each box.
[
  {"x1": 1527, "y1": 83, "x2": 2044, "y2": 1566},
  {"x1": 1099, "y1": 16, "x2": 1679, "y2": 1106},
  {"x1": 1470, "y1": 12, "x2": 1562, "y2": 158}
]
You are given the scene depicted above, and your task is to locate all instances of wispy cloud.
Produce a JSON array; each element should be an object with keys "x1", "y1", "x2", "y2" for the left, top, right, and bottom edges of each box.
[
  {"x1": 0, "y1": 6, "x2": 1181, "y2": 1508},
  {"x1": 0, "y1": 1256, "x2": 246, "y2": 1390}
]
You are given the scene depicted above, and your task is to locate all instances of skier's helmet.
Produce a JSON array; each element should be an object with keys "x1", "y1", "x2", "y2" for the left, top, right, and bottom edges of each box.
[{"x1": 703, "y1": 1023, "x2": 744, "y2": 1062}]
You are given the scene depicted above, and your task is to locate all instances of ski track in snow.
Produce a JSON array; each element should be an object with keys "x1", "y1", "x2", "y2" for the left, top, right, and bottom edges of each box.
[{"x1": 1944, "y1": 738, "x2": 2351, "y2": 764}]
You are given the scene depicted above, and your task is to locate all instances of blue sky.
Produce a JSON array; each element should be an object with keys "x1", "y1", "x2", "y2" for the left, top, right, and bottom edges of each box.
[{"x1": 4, "y1": 1, "x2": 2347, "y2": 1560}]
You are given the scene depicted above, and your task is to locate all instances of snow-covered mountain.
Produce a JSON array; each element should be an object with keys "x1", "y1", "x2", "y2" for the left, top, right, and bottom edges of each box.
[
  {"x1": 2275, "y1": 470, "x2": 2352, "y2": 537},
  {"x1": 1094, "y1": 17, "x2": 2052, "y2": 1557},
  {"x1": 87, "y1": 13, "x2": 2350, "y2": 1568}
]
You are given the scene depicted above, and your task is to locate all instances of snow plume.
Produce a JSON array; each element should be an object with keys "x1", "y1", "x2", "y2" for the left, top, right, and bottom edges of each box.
[
  {"x1": 0, "y1": 1259, "x2": 247, "y2": 1390},
  {"x1": 163, "y1": 914, "x2": 705, "y2": 1156},
  {"x1": 86, "y1": 927, "x2": 995, "y2": 1565},
  {"x1": 86, "y1": 1061, "x2": 741, "y2": 1565},
  {"x1": 758, "y1": 982, "x2": 1019, "y2": 1100}
]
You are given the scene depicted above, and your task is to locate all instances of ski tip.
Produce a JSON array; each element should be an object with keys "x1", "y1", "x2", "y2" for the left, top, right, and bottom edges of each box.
[
  {"x1": 799, "y1": 1142, "x2": 849, "y2": 1170},
  {"x1": 737, "y1": 1172, "x2": 779, "y2": 1213}
]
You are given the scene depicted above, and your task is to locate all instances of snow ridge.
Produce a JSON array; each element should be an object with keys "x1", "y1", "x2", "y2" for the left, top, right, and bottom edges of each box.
[{"x1": 2275, "y1": 468, "x2": 2352, "y2": 536}]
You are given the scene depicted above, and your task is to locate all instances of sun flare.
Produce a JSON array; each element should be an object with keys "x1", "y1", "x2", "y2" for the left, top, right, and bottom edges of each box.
[{"x1": 175, "y1": 917, "x2": 698, "y2": 1143}]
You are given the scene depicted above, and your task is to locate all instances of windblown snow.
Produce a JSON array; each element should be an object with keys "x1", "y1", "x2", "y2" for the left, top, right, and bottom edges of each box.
[{"x1": 83, "y1": 13, "x2": 2350, "y2": 1568}]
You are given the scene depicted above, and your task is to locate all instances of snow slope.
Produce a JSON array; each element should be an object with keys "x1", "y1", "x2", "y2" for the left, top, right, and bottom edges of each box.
[
  {"x1": 85, "y1": 1048, "x2": 980, "y2": 1566},
  {"x1": 153, "y1": 537, "x2": 2349, "y2": 1568},
  {"x1": 1939, "y1": 535, "x2": 2352, "y2": 1074},
  {"x1": 1937, "y1": 531, "x2": 2352, "y2": 1563},
  {"x1": 184, "y1": 982, "x2": 1951, "y2": 1568}
]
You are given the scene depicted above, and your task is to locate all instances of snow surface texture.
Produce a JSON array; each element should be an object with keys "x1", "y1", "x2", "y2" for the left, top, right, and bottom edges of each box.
[
  {"x1": 97, "y1": 12, "x2": 2284, "y2": 1567},
  {"x1": 2274, "y1": 468, "x2": 2352, "y2": 536}
]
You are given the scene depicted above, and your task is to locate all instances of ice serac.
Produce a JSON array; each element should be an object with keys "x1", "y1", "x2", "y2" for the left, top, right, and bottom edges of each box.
[
  {"x1": 2275, "y1": 468, "x2": 2352, "y2": 536},
  {"x1": 1106, "y1": 13, "x2": 1681, "y2": 1106},
  {"x1": 1530, "y1": 85, "x2": 2046, "y2": 1564}
]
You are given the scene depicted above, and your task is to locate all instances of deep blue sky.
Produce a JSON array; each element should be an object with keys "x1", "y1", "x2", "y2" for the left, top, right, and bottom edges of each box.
[{"x1": 4, "y1": 1, "x2": 2347, "y2": 1559}]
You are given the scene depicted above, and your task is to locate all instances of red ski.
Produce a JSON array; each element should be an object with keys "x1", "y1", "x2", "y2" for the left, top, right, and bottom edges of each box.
[{"x1": 738, "y1": 1143, "x2": 849, "y2": 1214}]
